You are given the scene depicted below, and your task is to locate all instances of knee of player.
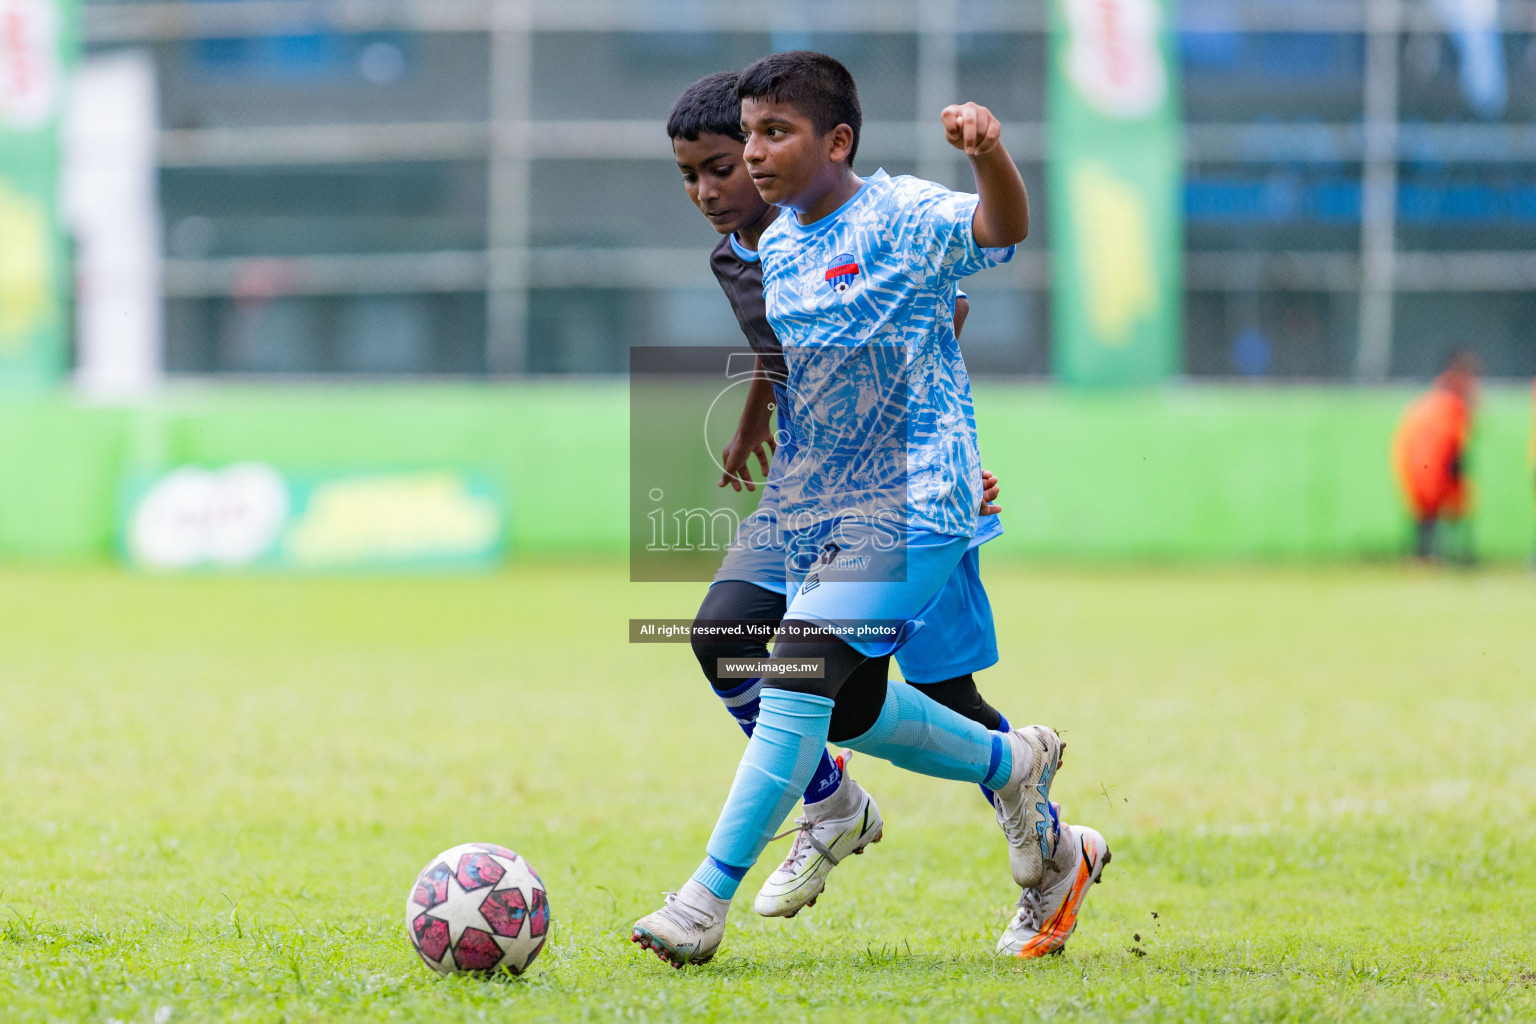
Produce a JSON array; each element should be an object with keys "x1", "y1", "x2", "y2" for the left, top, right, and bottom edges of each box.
[
  {"x1": 690, "y1": 632, "x2": 727, "y2": 668},
  {"x1": 690, "y1": 630, "x2": 758, "y2": 675}
]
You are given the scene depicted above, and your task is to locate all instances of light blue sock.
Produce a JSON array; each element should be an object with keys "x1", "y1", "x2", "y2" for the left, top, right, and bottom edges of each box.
[
  {"x1": 980, "y1": 713, "x2": 1013, "y2": 808},
  {"x1": 691, "y1": 856, "x2": 746, "y2": 899},
  {"x1": 713, "y1": 677, "x2": 843, "y2": 804},
  {"x1": 693, "y1": 689, "x2": 834, "y2": 899},
  {"x1": 843, "y1": 679, "x2": 1013, "y2": 789}
]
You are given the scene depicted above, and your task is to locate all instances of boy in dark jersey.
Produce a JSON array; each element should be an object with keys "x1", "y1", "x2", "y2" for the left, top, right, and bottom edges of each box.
[{"x1": 643, "y1": 72, "x2": 1102, "y2": 962}]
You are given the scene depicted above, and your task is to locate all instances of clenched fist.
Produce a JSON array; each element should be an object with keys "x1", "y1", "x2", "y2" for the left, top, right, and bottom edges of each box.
[{"x1": 942, "y1": 102, "x2": 1003, "y2": 157}]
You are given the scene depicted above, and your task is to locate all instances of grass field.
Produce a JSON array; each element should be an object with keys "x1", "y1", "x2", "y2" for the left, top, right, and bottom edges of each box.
[{"x1": 1, "y1": 562, "x2": 1534, "y2": 1022}]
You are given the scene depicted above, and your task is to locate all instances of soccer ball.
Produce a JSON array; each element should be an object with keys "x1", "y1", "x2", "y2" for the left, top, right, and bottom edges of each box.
[{"x1": 405, "y1": 842, "x2": 551, "y2": 976}]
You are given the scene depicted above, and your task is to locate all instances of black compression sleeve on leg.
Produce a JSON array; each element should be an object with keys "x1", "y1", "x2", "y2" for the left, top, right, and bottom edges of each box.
[
  {"x1": 827, "y1": 656, "x2": 889, "y2": 743},
  {"x1": 911, "y1": 673, "x2": 1003, "y2": 731},
  {"x1": 691, "y1": 581, "x2": 786, "y2": 691},
  {"x1": 760, "y1": 620, "x2": 866, "y2": 701},
  {"x1": 758, "y1": 621, "x2": 891, "y2": 742}
]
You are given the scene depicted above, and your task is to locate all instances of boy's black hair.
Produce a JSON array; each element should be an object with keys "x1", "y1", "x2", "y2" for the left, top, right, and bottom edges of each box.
[
  {"x1": 667, "y1": 71, "x2": 747, "y2": 144},
  {"x1": 736, "y1": 50, "x2": 861, "y2": 165}
]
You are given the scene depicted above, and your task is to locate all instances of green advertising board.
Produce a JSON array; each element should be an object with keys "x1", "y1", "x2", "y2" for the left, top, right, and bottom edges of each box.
[
  {"x1": 120, "y1": 465, "x2": 508, "y2": 573},
  {"x1": 1047, "y1": 0, "x2": 1183, "y2": 386},
  {"x1": 0, "y1": 0, "x2": 74, "y2": 389}
]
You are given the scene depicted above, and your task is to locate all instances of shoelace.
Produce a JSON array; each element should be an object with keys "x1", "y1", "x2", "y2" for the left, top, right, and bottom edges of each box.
[
  {"x1": 769, "y1": 815, "x2": 843, "y2": 869},
  {"x1": 656, "y1": 891, "x2": 715, "y2": 931},
  {"x1": 765, "y1": 749, "x2": 854, "y2": 871},
  {"x1": 1012, "y1": 824, "x2": 1068, "y2": 931},
  {"x1": 1013, "y1": 886, "x2": 1046, "y2": 931},
  {"x1": 996, "y1": 744, "x2": 1058, "y2": 849},
  {"x1": 995, "y1": 795, "x2": 1030, "y2": 846}
]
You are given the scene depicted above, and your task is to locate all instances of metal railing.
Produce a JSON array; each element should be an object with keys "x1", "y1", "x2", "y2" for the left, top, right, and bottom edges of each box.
[{"x1": 85, "y1": 0, "x2": 1536, "y2": 377}]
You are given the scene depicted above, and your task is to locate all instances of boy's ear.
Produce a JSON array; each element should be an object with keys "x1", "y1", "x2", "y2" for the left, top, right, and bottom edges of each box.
[{"x1": 826, "y1": 123, "x2": 856, "y2": 166}]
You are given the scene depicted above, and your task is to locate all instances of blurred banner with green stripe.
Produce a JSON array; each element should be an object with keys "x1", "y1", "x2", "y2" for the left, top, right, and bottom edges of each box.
[
  {"x1": 1047, "y1": 0, "x2": 1183, "y2": 386},
  {"x1": 0, "y1": 0, "x2": 74, "y2": 389}
]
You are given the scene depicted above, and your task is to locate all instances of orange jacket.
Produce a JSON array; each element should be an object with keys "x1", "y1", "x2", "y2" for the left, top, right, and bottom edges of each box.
[{"x1": 1393, "y1": 386, "x2": 1471, "y2": 518}]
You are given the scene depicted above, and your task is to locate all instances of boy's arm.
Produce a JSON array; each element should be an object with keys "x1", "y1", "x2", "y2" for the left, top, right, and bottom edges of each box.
[
  {"x1": 942, "y1": 102, "x2": 1029, "y2": 248},
  {"x1": 718, "y1": 358, "x2": 777, "y2": 492},
  {"x1": 954, "y1": 294, "x2": 970, "y2": 338}
]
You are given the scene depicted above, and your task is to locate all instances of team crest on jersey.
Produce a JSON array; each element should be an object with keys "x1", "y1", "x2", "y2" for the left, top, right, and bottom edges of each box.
[{"x1": 823, "y1": 253, "x2": 861, "y2": 295}]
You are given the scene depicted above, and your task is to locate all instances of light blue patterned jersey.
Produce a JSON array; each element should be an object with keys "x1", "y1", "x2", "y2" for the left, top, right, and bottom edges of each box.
[{"x1": 758, "y1": 169, "x2": 1015, "y2": 538}]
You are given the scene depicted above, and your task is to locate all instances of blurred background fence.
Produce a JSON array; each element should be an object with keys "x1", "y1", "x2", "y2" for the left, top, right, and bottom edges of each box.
[
  {"x1": 1, "y1": 0, "x2": 1533, "y2": 563},
  {"x1": 68, "y1": 0, "x2": 1536, "y2": 380}
]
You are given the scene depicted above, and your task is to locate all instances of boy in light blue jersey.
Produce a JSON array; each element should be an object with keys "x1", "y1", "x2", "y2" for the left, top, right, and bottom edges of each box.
[
  {"x1": 667, "y1": 71, "x2": 1017, "y2": 922},
  {"x1": 633, "y1": 53, "x2": 1107, "y2": 968}
]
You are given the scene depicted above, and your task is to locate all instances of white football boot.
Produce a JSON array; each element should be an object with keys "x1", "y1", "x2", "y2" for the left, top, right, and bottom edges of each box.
[
  {"x1": 991, "y1": 725, "x2": 1066, "y2": 888},
  {"x1": 753, "y1": 754, "x2": 883, "y2": 918},
  {"x1": 630, "y1": 880, "x2": 729, "y2": 968},
  {"x1": 997, "y1": 810, "x2": 1111, "y2": 958}
]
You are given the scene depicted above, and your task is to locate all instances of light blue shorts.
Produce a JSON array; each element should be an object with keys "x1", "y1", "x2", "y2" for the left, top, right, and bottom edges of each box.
[
  {"x1": 778, "y1": 519, "x2": 995, "y2": 670},
  {"x1": 712, "y1": 448, "x2": 1000, "y2": 680},
  {"x1": 895, "y1": 545, "x2": 998, "y2": 683}
]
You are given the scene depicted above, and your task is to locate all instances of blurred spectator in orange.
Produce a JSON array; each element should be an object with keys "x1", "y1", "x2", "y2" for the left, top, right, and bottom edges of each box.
[{"x1": 1393, "y1": 350, "x2": 1479, "y2": 562}]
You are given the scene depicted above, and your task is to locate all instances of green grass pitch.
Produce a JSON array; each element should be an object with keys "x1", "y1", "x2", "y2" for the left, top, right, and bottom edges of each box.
[{"x1": 1, "y1": 562, "x2": 1533, "y2": 1022}]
